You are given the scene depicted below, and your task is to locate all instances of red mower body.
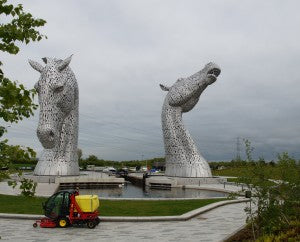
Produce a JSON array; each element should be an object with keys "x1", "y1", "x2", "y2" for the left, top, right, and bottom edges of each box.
[{"x1": 33, "y1": 190, "x2": 100, "y2": 229}]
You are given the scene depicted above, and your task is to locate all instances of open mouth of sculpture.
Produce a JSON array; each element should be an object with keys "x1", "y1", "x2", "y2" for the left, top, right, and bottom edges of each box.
[{"x1": 207, "y1": 68, "x2": 221, "y2": 79}]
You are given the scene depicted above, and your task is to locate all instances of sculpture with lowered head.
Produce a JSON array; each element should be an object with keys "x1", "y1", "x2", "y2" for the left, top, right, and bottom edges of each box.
[{"x1": 29, "y1": 55, "x2": 79, "y2": 176}]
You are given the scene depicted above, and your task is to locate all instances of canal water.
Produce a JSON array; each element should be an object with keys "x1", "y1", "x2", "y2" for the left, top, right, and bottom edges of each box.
[{"x1": 79, "y1": 182, "x2": 227, "y2": 198}]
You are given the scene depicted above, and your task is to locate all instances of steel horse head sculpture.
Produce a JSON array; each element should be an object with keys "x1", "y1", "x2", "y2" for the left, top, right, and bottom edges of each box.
[
  {"x1": 29, "y1": 55, "x2": 79, "y2": 176},
  {"x1": 160, "y1": 62, "x2": 221, "y2": 177}
]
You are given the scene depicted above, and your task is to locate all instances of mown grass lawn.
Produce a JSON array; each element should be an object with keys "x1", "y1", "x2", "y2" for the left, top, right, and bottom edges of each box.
[
  {"x1": 212, "y1": 166, "x2": 282, "y2": 180},
  {"x1": 99, "y1": 198, "x2": 226, "y2": 216},
  {"x1": 212, "y1": 167, "x2": 251, "y2": 177},
  {"x1": 0, "y1": 194, "x2": 227, "y2": 216},
  {"x1": 226, "y1": 177, "x2": 239, "y2": 182}
]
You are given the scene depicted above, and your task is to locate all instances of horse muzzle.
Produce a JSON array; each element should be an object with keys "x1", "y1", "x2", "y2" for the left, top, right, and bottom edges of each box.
[{"x1": 37, "y1": 126, "x2": 56, "y2": 149}]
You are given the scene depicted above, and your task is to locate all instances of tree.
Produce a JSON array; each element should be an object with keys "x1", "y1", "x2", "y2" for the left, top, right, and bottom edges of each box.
[
  {"x1": 77, "y1": 148, "x2": 82, "y2": 161},
  {"x1": 0, "y1": 0, "x2": 46, "y2": 182}
]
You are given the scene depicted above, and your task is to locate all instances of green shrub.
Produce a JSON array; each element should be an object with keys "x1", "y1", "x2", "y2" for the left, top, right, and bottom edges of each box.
[
  {"x1": 256, "y1": 220, "x2": 300, "y2": 242},
  {"x1": 240, "y1": 141, "x2": 300, "y2": 240}
]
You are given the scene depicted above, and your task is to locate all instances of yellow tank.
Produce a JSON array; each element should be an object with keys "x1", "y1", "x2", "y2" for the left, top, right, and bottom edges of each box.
[{"x1": 75, "y1": 195, "x2": 99, "y2": 212}]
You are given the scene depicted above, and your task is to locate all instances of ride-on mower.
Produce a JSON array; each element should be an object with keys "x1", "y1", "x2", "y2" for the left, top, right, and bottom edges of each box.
[{"x1": 33, "y1": 190, "x2": 100, "y2": 229}]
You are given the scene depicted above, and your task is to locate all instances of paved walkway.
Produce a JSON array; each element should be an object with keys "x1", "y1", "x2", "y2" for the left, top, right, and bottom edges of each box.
[
  {"x1": 197, "y1": 183, "x2": 245, "y2": 193},
  {"x1": 0, "y1": 171, "x2": 116, "y2": 197},
  {"x1": 0, "y1": 182, "x2": 58, "y2": 197},
  {"x1": 0, "y1": 202, "x2": 248, "y2": 242}
]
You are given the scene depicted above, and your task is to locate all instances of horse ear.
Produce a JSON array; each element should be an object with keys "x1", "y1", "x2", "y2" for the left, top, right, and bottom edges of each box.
[
  {"x1": 28, "y1": 59, "x2": 44, "y2": 73},
  {"x1": 58, "y1": 55, "x2": 73, "y2": 71},
  {"x1": 159, "y1": 84, "x2": 170, "y2": 91},
  {"x1": 42, "y1": 57, "x2": 47, "y2": 64}
]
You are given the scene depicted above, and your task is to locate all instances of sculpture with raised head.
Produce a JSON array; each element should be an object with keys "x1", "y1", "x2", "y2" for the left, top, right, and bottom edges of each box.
[
  {"x1": 160, "y1": 62, "x2": 221, "y2": 177},
  {"x1": 29, "y1": 56, "x2": 79, "y2": 176}
]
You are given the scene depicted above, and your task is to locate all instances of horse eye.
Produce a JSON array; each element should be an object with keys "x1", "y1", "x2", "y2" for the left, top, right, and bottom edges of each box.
[{"x1": 54, "y1": 86, "x2": 64, "y2": 93}]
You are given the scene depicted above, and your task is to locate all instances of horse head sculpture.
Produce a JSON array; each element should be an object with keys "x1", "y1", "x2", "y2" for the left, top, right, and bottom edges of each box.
[
  {"x1": 29, "y1": 55, "x2": 79, "y2": 176},
  {"x1": 160, "y1": 62, "x2": 221, "y2": 177}
]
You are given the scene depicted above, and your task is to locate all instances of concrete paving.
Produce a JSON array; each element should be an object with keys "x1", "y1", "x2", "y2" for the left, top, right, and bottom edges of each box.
[
  {"x1": 0, "y1": 182, "x2": 59, "y2": 197},
  {"x1": 0, "y1": 171, "x2": 124, "y2": 197},
  {"x1": 0, "y1": 202, "x2": 248, "y2": 242},
  {"x1": 194, "y1": 183, "x2": 246, "y2": 193}
]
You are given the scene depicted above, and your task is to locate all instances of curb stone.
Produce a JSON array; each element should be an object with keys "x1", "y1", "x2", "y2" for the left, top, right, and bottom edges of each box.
[
  {"x1": 98, "y1": 196, "x2": 227, "y2": 201},
  {"x1": 0, "y1": 198, "x2": 250, "y2": 222}
]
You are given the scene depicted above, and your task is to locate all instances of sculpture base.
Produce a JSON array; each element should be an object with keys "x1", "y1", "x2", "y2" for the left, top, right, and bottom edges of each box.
[
  {"x1": 22, "y1": 171, "x2": 125, "y2": 186},
  {"x1": 165, "y1": 161, "x2": 212, "y2": 178},
  {"x1": 34, "y1": 149, "x2": 79, "y2": 176},
  {"x1": 34, "y1": 160, "x2": 79, "y2": 176}
]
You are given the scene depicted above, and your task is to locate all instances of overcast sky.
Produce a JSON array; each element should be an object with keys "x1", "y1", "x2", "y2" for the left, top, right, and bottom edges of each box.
[{"x1": 2, "y1": 0, "x2": 300, "y2": 161}]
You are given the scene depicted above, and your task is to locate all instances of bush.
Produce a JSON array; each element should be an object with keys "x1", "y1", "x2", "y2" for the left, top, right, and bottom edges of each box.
[
  {"x1": 239, "y1": 141, "x2": 300, "y2": 240},
  {"x1": 256, "y1": 220, "x2": 300, "y2": 242}
]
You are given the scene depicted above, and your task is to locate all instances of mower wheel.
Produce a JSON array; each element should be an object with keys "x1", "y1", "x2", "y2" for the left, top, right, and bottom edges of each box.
[
  {"x1": 58, "y1": 218, "x2": 68, "y2": 228},
  {"x1": 95, "y1": 217, "x2": 100, "y2": 225},
  {"x1": 33, "y1": 223, "x2": 38, "y2": 228},
  {"x1": 87, "y1": 220, "x2": 96, "y2": 229}
]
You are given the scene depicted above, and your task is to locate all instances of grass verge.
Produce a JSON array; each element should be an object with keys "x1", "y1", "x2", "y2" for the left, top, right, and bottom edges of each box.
[
  {"x1": 100, "y1": 198, "x2": 227, "y2": 216},
  {"x1": 226, "y1": 178, "x2": 239, "y2": 182},
  {"x1": 212, "y1": 166, "x2": 282, "y2": 180},
  {"x1": 0, "y1": 194, "x2": 227, "y2": 216}
]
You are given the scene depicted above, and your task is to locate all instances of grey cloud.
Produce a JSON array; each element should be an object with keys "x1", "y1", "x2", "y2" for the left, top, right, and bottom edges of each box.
[{"x1": 2, "y1": 0, "x2": 300, "y2": 161}]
